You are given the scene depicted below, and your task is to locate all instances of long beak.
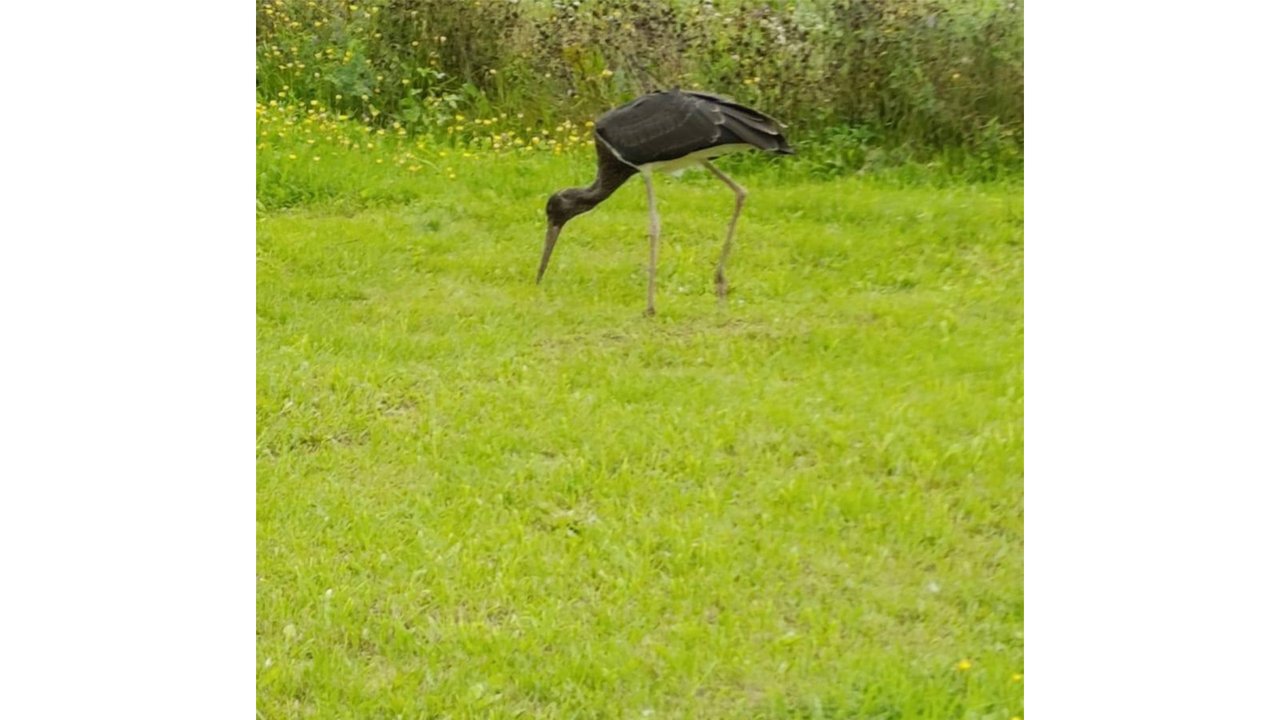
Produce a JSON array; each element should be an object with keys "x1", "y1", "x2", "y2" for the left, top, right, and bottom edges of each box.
[{"x1": 537, "y1": 223, "x2": 562, "y2": 284}]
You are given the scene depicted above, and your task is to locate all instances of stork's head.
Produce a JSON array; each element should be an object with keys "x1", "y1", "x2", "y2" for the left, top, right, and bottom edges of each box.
[{"x1": 538, "y1": 188, "x2": 596, "y2": 283}]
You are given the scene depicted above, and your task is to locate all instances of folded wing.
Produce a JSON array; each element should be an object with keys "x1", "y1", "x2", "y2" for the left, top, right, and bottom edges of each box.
[{"x1": 595, "y1": 90, "x2": 793, "y2": 166}]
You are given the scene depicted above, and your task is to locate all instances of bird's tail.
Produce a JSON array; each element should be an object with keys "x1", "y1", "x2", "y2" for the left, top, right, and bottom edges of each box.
[{"x1": 689, "y1": 91, "x2": 795, "y2": 155}]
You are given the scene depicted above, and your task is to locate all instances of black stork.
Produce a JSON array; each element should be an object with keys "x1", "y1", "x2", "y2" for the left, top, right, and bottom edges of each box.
[{"x1": 537, "y1": 88, "x2": 794, "y2": 316}]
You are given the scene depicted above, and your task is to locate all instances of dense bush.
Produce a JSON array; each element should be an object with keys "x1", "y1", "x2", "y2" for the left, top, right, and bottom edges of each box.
[{"x1": 257, "y1": 0, "x2": 1021, "y2": 164}]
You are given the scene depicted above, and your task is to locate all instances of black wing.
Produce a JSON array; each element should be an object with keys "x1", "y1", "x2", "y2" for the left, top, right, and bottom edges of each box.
[{"x1": 595, "y1": 90, "x2": 793, "y2": 166}]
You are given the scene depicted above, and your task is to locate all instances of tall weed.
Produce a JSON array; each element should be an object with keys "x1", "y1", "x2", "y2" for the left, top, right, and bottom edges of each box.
[{"x1": 257, "y1": 0, "x2": 1022, "y2": 173}]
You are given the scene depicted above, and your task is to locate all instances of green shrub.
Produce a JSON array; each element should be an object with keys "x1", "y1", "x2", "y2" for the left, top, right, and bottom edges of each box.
[{"x1": 257, "y1": 0, "x2": 1022, "y2": 170}]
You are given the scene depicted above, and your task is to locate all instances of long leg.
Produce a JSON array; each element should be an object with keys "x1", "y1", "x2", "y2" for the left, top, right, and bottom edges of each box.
[
  {"x1": 642, "y1": 172, "x2": 660, "y2": 316},
  {"x1": 701, "y1": 160, "x2": 747, "y2": 299}
]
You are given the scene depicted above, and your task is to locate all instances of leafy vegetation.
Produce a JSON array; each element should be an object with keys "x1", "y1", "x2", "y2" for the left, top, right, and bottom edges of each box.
[{"x1": 257, "y1": 0, "x2": 1022, "y2": 168}]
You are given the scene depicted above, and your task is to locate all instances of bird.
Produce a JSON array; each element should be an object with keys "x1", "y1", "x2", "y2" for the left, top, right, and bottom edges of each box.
[{"x1": 537, "y1": 88, "x2": 794, "y2": 316}]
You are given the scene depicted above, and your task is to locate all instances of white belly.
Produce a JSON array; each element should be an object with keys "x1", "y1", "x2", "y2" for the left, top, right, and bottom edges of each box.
[{"x1": 638, "y1": 143, "x2": 755, "y2": 175}]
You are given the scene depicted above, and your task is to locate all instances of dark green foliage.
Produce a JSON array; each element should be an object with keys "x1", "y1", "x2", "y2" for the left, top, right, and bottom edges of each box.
[{"x1": 256, "y1": 0, "x2": 1022, "y2": 170}]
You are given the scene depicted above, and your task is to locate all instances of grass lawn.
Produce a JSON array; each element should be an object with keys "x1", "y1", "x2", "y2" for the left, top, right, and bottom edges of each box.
[{"x1": 257, "y1": 148, "x2": 1024, "y2": 718}]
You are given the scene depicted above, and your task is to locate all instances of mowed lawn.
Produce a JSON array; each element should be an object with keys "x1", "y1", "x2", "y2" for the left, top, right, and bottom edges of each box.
[{"x1": 257, "y1": 153, "x2": 1024, "y2": 719}]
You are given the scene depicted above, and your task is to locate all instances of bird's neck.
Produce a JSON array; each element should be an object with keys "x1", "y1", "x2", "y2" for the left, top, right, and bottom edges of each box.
[
  {"x1": 581, "y1": 143, "x2": 637, "y2": 206},
  {"x1": 581, "y1": 172, "x2": 627, "y2": 206}
]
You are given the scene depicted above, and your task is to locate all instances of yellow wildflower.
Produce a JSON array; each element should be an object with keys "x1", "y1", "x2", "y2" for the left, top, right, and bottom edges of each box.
[{"x1": 956, "y1": 659, "x2": 972, "y2": 671}]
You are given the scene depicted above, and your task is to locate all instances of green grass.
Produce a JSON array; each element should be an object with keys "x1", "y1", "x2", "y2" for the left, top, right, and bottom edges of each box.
[{"x1": 257, "y1": 148, "x2": 1024, "y2": 718}]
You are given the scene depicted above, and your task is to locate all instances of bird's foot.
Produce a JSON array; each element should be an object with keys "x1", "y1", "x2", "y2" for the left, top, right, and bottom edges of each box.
[
  {"x1": 644, "y1": 305, "x2": 656, "y2": 318},
  {"x1": 715, "y1": 270, "x2": 729, "y2": 299}
]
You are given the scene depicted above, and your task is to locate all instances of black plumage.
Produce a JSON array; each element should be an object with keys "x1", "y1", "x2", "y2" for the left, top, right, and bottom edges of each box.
[
  {"x1": 539, "y1": 89, "x2": 794, "y2": 315},
  {"x1": 595, "y1": 89, "x2": 793, "y2": 166}
]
